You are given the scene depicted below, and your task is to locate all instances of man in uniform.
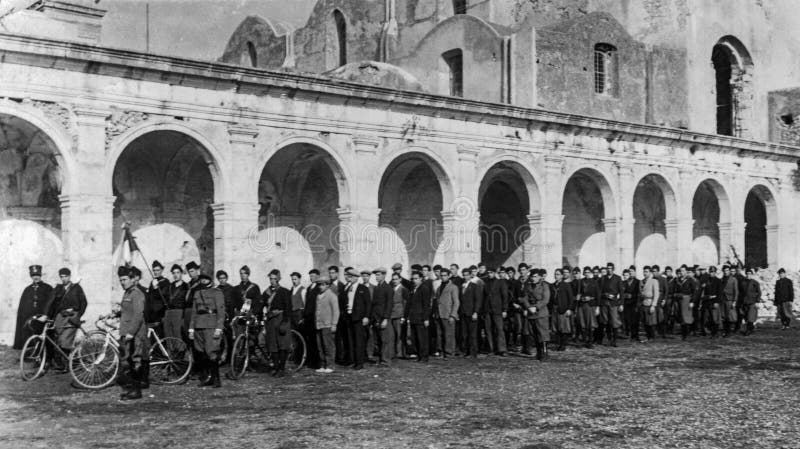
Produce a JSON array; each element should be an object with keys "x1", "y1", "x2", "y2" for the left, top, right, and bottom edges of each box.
[
  {"x1": 671, "y1": 266, "x2": 696, "y2": 341},
  {"x1": 483, "y1": 267, "x2": 509, "y2": 356},
  {"x1": 184, "y1": 261, "x2": 202, "y2": 334},
  {"x1": 702, "y1": 266, "x2": 722, "y2": 338},
  {"x1": 405, "y1": 270, "x2": 431, "y2": 363},
  {"x1": 44, "y1": 267, "x2": 87, "y2": 368},
  {"x1": 720, "y1": 265, "x2": 739, "y2": 337},
  {"x1": 552, "y1": 268, "x2": 576, "y2": 351},
  {"x1": 741, "y1": 268, "x2": 761, "y2": 336},
  {"x1": 14, "y1": 265, "x2": 53, "y2": 350},
  {"x1": 263, "y1": 269, "x2": 293, "y2": 377},
  {"x1": 621, "y1": 269, "x2": 640, "y2": 342},
  {"x1": 774, "y1": 268, "x2": 794, "y2": 329},
  {"x1": 598, "y1": 263, "x2": 624, "y2": 347},
  {"x1": 163, "y1": 264, "x2": 188, "y2": 341},
  {"x1": 117, "y1": 266, "x2": 148, "y2": 401},
  {"x1": 370, "y1": 267, "x2": 394, "y2": 366},
  {"x1": 188, "y1": 273, "x2": 225, "y2": 387},
  {"x1": 522, "y1": 269, "x2": 550, "y2": 361},
  {"x1": 576, "y1": 266, "x2": 600, "y2": 349}
]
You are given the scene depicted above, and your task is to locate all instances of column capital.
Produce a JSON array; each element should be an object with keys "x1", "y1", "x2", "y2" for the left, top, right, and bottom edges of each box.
[
  {"x1": 210, "y1": 201, "x2": 261, "y2": 215},
  {"x1": 456, "y1": 145, "x2": 480, "y2": 163},
  {"x1": 351, "y1": 134, "x2": 382, "y2": 155},
  {"x1": 337, "y1": 207, "x2": 381, "y2": 223},
  {"x1": 73, "y1": 107, "x2": 112, "y2": 127},
  {"x1": 227, "y1": 125, "x2": 259, "y2": 144},
  {"x1": 543, "y1": 155, "x2": 565, "y2": 169},
  {"x1": 59, "y1": 193, "x2": 115, "y2": 209}
]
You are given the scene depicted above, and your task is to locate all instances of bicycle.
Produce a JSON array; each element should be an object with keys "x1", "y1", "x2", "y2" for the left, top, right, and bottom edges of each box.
[
  {"x1": 19, "y1": 315, "x2": 87, "y2": 381},
  {"x1": 68, "y1": 315, "x2": 193, "y2": 389},
  {"x1": 228, "y1": 314, "x2": 306, "y2": 379}
]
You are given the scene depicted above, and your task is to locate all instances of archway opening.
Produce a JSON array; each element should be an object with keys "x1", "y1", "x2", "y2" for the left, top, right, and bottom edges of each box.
[
  {"x1": 633, "y1": 174, "x2": 669, "y2": 267},
  {"x1": 744, "y1": 186, "x2": 772, "y2": 268},
  {"x1": 112, "y1": 130, "x2": 215, "y2": 275},
  {"x1": 711, "y1": 36, "x2": 753, "y2": 138},
  {"x1": 692, "y1": 180, "x2": 722, "y2": 265},
  {"x1": 0, "y1": 113, "x2": 64, "y2": 344},
  {"x1": 259, "y1": 143, "x2": 345, "y2": 269},
  {"x1": 478, "y1": 162, "x2": 530, "y2": 268},
  {"x1": 562, "y1": 169, "x2": 607, "y2": 267},
  {"x1": 379, "y1": 153, "x2": 445, "y2": 265}
]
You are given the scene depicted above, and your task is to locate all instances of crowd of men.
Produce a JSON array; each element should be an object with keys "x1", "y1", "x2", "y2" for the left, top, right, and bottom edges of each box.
[{"x1": 13, "y1": 259, "x2": 796, "y2": 402}]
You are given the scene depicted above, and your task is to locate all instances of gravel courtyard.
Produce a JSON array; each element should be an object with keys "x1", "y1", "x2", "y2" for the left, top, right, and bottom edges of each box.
[{"x1": 1, "y1": 323, "x2": 799, "y2": 449}]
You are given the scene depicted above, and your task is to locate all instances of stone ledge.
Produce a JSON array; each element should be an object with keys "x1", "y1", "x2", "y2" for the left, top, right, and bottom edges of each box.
[{"x1": 0, "y1": 33, "x2": 798, "y2": 160}]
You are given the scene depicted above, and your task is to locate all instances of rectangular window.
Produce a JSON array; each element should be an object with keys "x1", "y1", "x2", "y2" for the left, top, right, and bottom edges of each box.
[
  {"x1": 453, "y1": 0, "x2": 467, "y2": 15},
  {"x1": 443, "y1": 49, "x2": 463, "y2": 97}
]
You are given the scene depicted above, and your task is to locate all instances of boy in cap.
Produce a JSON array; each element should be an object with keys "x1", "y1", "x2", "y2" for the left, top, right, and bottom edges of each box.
[
  {"x1": 117, "y1": 266, "x2": 148, "y2": 400},
  {"x1": 774, "y1": 268, "x2": 794, "y2": 329},
  {"x1": 741, "y1": 268, "x2": 761, "y2": 336},
  {"x1": 14, "y1": 265, "x2": 53, "y2": 350},
  {"x1": 314, "y1": 278, "x2": 339, "y2": 373}
]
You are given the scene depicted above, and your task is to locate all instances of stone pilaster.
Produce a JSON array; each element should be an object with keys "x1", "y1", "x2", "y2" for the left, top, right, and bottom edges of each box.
[
  {"x1": 717, "y1": 222, "x2": 732, "y2": 265},
  {"x1": 617, "y1": 164, "x2": 635, "y2": 265},
  {"x1": 440, "y1": 210, "x2": 480, "y2": 269},
  {"x1": 337, "y1": 207, "x2": 382, "y2": 269},
  {"x1": 602, "y1": 218, "x2": 619, "y2": 268},
  {"x1": 766, "y1": 224, "x2": 779, "y2": 268},
  {"x1": 212, "y1": 201, "x2": 261, "y2": 277},
  {"x1": 665, "y1": 217, "x2": 694, "y2": 266},
  {"x1": 541, "y1": 156, "x2": 565, "y2": 269}
]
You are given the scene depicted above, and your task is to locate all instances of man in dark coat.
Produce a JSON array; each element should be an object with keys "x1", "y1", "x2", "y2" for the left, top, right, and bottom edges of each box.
[
  {"x1": 458, "y1": 268, "x2": 483, "y2": 358},
  {"x1": 44, "y1": 267, "x2": 87, "y2": 365},
  {"x1": 598, "y1": 262, "x2": 624, "y2": 347},
  {"x1": 339, "y1": 268, "x2": 371, "y2": 369},
  {"x1": 621, "y1": 269, "x2": 640, "y2": 342},
  {"x1": 370, "y1": 267, "x2": 394, "y2": 366},
  {"x1": 552, "y1": 268, "x2": 576, "y2": 351},
  {"x1": 216, "y1": 269, "x2": 237, "y2": 362},
  {"x1": 741, "y1": 268, "x2": 761, "y2": 336},
  {"x1": 405, "y1": 270, "x2": 431, "y2": 362},
  {"x1": 482, "y1": 267, "x2": 509, "y2": 356},
  {"x1": 262, "y1": 269, "x2": 293, "y2": 377},
  {"x1": 671, "y1": 266, "x2": 697, "y2": 341},
  {"x1": 774, "y1": 268, "x2": 794, "y2": 329},
  {"x1": 146, "y1": 261, "x2": 169, "y2": 334},
  {"x1": 577, "y1": 266, "x2": 600, "y2": 349},
  {"x1": 302, "y1": 269, "x2": 322, "y2": 368},
  {"x1": 163, "y1": 264, "x2": 188, "y2": 341},
  {"x1": 14, "y1": 265, "x2": 53, "y2": 350}
]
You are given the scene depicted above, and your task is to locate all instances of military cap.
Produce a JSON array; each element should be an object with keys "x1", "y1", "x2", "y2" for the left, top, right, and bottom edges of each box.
[
  {"x1": 606, "y1": 262, "x2": 615, "y2": 269},
  {"x1": 29, "y1": 265, "x2": 42, "y2": 277},
  {"x1": 152, "y1": 260, "x2": 164, "y2": 269},
  {"x1": 116, "y1": 266, "x2": 130, "y2": 277},
  {"x1": 171, "y1": 264, "x2": 183, "y2": 273},
  {"x1": 239, "y1": 265, "x2": 250, "y2": 274},
  {"x1": 391, "y1": 263, "x2": 403, "y2": 270},
  {"x1": 185, "y1": 261, "x2": 200, "y2": 271},
  {"x1": 410, "y1": 264, "x2": 423, "y2": 271},
  {"x1": 58, "y1": 267, "x2": 71, "y2": 276},
  {"x1": 583, "y1": 266, "x2": 592, "y2": 272}
]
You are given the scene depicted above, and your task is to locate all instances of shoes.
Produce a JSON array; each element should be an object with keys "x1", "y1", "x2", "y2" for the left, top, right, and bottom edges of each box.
[
  {"x1": 353, "y1": 365, "x2": 364, "y2": 370},
  {"x1": 120, "y1": 389, "x2": 142, "y2": 401},
  {"x1": 315, "y1": 368, "x2": 326, "y2": 373},
  {"x1": 495, "y1": 352, "x2": 506, "y2": 357},
  {"x1": 274, "y1": 370, "x2": 286, "y2": 378}
]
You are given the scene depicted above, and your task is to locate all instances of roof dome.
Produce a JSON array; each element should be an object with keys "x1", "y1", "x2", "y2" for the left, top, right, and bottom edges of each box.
[{"x1": 325, "y1": 61, "x2": 427, "y2": 93}]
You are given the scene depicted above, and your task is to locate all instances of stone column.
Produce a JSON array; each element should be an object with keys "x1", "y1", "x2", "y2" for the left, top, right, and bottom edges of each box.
[
  {"x1": 540, "y1": 156, "x2": 565, "y2": 271},
  {"x1": 717, "y1": 222, "x2": 732, "y2": 265},
  {"x1": 602, "y1": 218, "x2": 619, "y2": 268},
  {"x1": 438, "y1": 145, "x2": 482, "y2": 267},
  {"x1": 665, "y1": 217, "x2": 693, "y2": 266},
  {"x1": 337, "y1": 207, "x2": 382, "y2": 269},
  {"x1": 215, "y1": 125, "x2": 260, "y2": 276},
  {"x1": 64, "y1": 107, "x2": 113, "y2": 321},
  {"x1": 766, "y1": 224, "x2": 779, "y2": 268},
  {"x1": 617, "y1": 165, "x2": 635, "y2": 265}
]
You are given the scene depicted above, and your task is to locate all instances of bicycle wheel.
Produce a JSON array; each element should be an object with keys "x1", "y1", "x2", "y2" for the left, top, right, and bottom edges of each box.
[
  {"x1": 150, "y1": 337, "x2": 192, "y2": 385},
  {"x1": 69, "y1": 334, "x2": 119, "y2": 390},
  {"x1": 20, "y1": 334, "x2": 46, "y2": 381},
  {"x1": 229, "y1": 334, "x2": 249, "y2": 379},
  {"x1": 288, "y1": 329, "x2": 306, "y2": 372}
]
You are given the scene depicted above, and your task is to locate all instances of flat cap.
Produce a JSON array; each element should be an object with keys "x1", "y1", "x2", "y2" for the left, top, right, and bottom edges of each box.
[{"x1": 372, "y1": 267, "x2": 387, "y2": 274}]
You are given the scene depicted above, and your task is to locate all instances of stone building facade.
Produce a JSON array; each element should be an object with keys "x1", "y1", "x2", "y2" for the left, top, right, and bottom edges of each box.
[{"x1": 1, "y1": 0, "x2": 799, "y2": 341}]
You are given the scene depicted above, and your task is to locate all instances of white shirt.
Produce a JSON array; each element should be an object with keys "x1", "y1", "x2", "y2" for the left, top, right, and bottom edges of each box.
[{"x1": 347, "y1": 282, "x2": 356, "y2": 313}]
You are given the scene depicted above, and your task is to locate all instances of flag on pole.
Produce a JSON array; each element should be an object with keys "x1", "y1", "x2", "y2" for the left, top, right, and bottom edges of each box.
[{"x1": 121, "y1": 223, "x2": 140, "y2": 267}]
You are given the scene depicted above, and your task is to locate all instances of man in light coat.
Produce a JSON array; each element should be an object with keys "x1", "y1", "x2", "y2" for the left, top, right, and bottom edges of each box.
[
  {"x1": 315, "y1": 278, "x2": 340, "y2": 373},
  {"x1": 435, "y1": 269, "x2": 460, "y2": 359}
]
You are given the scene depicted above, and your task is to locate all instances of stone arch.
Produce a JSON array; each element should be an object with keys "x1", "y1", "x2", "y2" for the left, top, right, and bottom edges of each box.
[
  {"x1": 106, "y1": 120, "x2": 228, "y2": 204},
  {"x1": 258, "y1": 138, "x2": 352, "y2": 268},
  {"x1": 379, "y1": 149, "x2": 456, "y2": 265},
  {"x1": 477, "y1": 158, "x2": 541, "y2": 268},
  {"x1": 691, "y1": 177, "x2": 732, "y2": 265},
  {"x1": 377, "y1": 146, "x2": 457, "y2": 208},
  {"x1": 111, "y1": 125, "x2": 223, "y2": 272},
  {"x1": 744, "y1": 183, "x2": 777, "y2": 268},
  {"x1": 632, "y1": 172, "x2": 678, "y2": 267},
  {"x1": 561, "y1": 166, "x2": 617, "y2": 267}
]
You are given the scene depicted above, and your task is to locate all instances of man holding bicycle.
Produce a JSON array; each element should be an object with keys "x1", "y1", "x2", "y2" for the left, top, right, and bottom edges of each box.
[{"x1": 44, "y1": 267, "x2": 87, "y2": 370}]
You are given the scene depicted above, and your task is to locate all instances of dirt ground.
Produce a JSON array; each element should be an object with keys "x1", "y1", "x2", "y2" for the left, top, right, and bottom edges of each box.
[{"x1": 1, "y1": 323, "x2": 799, "y2": 449}]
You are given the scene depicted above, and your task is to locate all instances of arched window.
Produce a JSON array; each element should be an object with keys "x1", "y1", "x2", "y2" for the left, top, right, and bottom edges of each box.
[
  {"x1": 453, "y1": 0, "x2": 467, "y2": 15},
  {"x1": 442, "y1": 49, "x2": 463, "y2": 97},
  {"x1": 333, "y1": 9, "x2": 347, "y2": 67},
  {"x1": 246, "y1": 41, "x2": 257, "y2": 68},
  {"x1": 711, "y1": 36, "x2": 753, "y2": 137},
  {"x1": 594, "y1": 43, "x2": 618, "y2": 96}
]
